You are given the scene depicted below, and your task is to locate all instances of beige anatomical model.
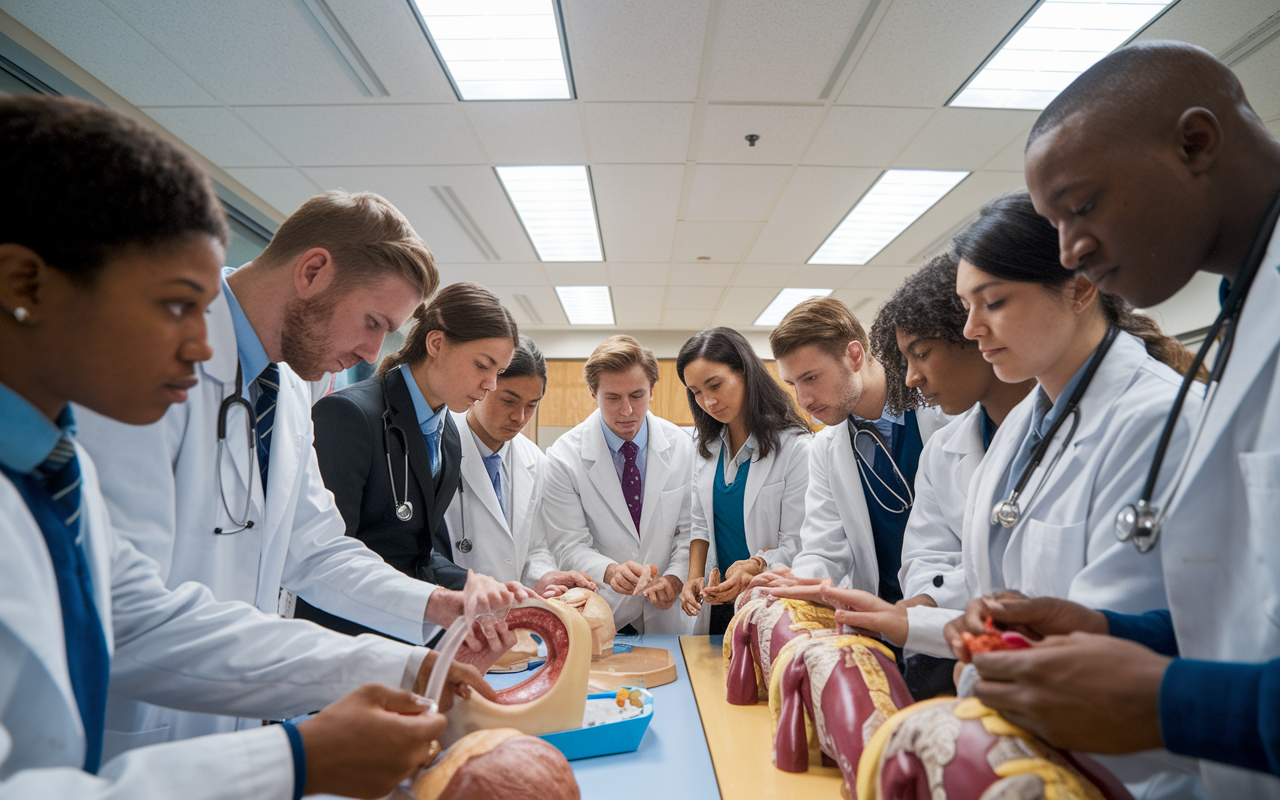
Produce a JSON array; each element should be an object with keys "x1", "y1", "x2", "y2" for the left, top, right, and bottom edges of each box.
[
  {"x1": 412, "y1": 728, "x2": 579, "y2": 800},
  {"x1": 550, "y1": 587, "x2": 616, "y2": 659},
  {"x1": 443, "y1": 597, "x2": 592, "y2": 745}
]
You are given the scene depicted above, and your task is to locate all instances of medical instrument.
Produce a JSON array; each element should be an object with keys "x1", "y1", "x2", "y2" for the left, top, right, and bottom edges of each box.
[
  {"x1": 848, "y1": 420, "x2": 914, "y2": 513},
  {"x1": 992, "y1": 324, "x2": 1119, "y2": 528},
  {"x1": 1116, "y1": 188, "x2": 1280, "y2": 552},
  {"x1": 380, "y1": 374, "x2": 415, "y2": 522},
  {"x1": 214, "y1": 362, "x2": 256, "y2": 534}
]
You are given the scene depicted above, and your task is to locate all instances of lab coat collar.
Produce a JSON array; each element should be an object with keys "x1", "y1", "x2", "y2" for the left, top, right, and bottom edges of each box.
[
  {"x1": 1059, "y1": 331, "x2": 1152, "y2": 450},
  {"x1": 941, "y1": 403, "x2": 987, "y2": 458},
  {"x1": 581, "y1": 409, "x2": 644, "y2": 538},
  {"x1": 455, "y1": 410, "x2": 509, "y2": 535}
]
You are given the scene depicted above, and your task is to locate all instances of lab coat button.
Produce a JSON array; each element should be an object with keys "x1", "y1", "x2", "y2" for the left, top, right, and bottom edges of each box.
[{"x1": 933, "y1": 574, "x2": 944, "y2": 588}]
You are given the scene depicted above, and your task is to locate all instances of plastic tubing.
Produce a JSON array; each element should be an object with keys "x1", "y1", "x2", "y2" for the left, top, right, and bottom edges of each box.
[{"x1": 422, "y1": 615, "x2": 472, "y2": 713}]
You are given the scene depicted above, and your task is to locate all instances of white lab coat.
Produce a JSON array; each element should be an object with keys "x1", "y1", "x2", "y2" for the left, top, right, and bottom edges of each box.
[
  {"x1": 690, "y1": 428, "x2": 811, "y2": 573},
  {"x1": 0, "y1": 443, "x2": 418, "y2": 799},
  {"x1": 904, "y1": 333, "x2": 1200, "y2": 659},
  {"x1": 73, "y1": 290, "x2": 434, "y2": 750},
  {"x1": 790, "y1": 408, "x2": 949, "y2": 591},
  {"x1": 898, "y1": 403, "x2": 988, "y2": 610},
  {"x1": 542, "y1": 411, "x2": 696, "y2": 633},
  {"x1": 441, "y1": 411, "x2": 557, "y2": 586},
  {"x1": 1158, "y1": 224, "x2": 1280, "y2": 799}
]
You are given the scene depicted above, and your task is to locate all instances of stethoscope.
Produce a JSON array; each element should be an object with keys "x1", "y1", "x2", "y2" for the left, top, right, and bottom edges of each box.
[
  {"x1": 991, "y1": 324, "x2": 1120, "y2": 529},
  {"x1": 381, "y1": 374, "x2": 415, "y2": 523},
  {"x1": 848, "y1": 419, "x2": 914, "y2": 514},
  {"x1": 1115, "y1": 188, "x2": 1280, "y2": 552},
  {"x1": 214, "y1": 362, "x2": 257, "y2": 535}
]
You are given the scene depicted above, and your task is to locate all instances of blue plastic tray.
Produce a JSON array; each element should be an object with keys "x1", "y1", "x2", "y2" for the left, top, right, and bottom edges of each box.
[{"x1": 539, "y1": 689, "x2": 654, "y2": 761}]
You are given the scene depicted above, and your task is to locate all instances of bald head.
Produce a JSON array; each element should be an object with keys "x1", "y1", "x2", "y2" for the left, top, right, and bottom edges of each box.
[{"x1": 1028, "y1": 41, "x2": 1258, "y2": 150}]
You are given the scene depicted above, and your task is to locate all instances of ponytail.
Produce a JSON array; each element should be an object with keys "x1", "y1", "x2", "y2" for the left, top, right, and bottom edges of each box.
[{"x1": 1097, "y1": 294, "x2": 1208, "y2": 382}]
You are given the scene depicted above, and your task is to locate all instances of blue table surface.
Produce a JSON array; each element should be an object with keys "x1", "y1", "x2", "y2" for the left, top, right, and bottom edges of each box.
[{"x1": 487, "y1": 634, "x2": 719, "y2": 800}]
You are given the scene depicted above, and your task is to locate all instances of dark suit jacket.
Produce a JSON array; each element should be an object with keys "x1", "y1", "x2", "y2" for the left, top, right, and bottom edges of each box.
[{"x1": 296, "y1": 367, "x2": 466, "y2": 640}]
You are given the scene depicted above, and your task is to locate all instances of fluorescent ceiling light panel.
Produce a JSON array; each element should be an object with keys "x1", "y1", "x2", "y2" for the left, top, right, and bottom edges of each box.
[
  {"x1": 754, "y1": 288, "x2": 834, "y2": 327},
  {"x1": 951, "y1": 0, "x2": 1174, "y2": 110},
  {"x1": 809, "y1": 170, "x2": 968, "y2": 266},
  {"x1": 413, "y1": 0, "x2": 573, "y2": 100},
  {"x1": 496, "y1": 165, "x2": 603, "y2": 262},
  {"x1": 556, "y1": 286, "x2": 614, "y2": 325}
]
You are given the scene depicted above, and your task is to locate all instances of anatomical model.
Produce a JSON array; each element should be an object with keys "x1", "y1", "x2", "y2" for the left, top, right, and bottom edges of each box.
[
  {"x1": 769, "y1": 633, "x2": 913, "y2": 794},
  {"x1": 443, "y1": 597, "x2": 592, "y2": 745},
  {"x1": 724, "y1": 588, "x2": 836, "y2": 704},
  {"x1": 412, "y1": 728, "x2": 579, "y2": 800},
  {"x1": 550, "y1": 587, "x2": 616, "y2": 659},
  {"x1": 858, "y1": 697, "x2": 1133, "y2": 800}
]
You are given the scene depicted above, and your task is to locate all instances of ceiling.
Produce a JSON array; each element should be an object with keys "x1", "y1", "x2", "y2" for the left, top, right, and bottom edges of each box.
[{"x1": 4, "y1": 0, "x2": 1280, "y2": 335}]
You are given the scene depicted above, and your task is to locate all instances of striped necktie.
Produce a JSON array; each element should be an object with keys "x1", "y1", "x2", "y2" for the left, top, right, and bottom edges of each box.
[
  {"x1": 37, "y1": 432, "x2": 82, "y2": 530},
  {"x1": 255, "y1": 363, "x2": 279, "y2": 495}
]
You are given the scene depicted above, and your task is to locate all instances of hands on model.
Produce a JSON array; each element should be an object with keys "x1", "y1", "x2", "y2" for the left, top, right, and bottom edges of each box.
[
  {"x1": 534, "y1": 570, "x2": 598, "y2": 598},
  {"x1": 605, "y1": 560, "x2": 683, "y2": 610}
]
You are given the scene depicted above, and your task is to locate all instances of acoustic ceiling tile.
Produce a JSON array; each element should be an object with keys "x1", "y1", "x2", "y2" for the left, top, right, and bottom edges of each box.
[
  {"x1": 144, "y1": 106, "x2": 287, "y2": 168},
  {"x1": 746, "y1": 166, "x2": 881, "y2": 263},
  {"x1": 664, "y1": 286, "x2": 725, "y2": 310},
  {"x1": 464, "y1": 101, "x2": 586, "y2": 164},
  {"x1": 672, "y1": 221, "x2": 762, "y2": 263},
  {"x1": 802, "y1": 106, "x2": 934, "y2": 167},
  {"x1": 584, "y1": 102, "x2": 695, "y2": 163},
  {"x1": 697, "y1": 104, "x2": 825, "y2": 164},
  {"x1": 560, "y1": 0, "x2": 709, "y2": 101},
  {"x1": 224, "y1": 167, "x2": 322, "y2": 217},
  {"x1": 608, "y1": 263, "x2": 671, "y2": 286},
  {"x1": 591, "y1": 164, "x2": 685, "y2": 262},
  {"x1": 684, "y1": 164, "x2": 793, "y2": 221}
]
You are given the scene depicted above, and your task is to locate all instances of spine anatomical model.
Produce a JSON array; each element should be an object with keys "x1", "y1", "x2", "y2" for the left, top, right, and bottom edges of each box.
[
  {"x1": 723, "y1": 588, "x2": 836, "y2": 705},
  {"x1": 768, "y1": 633, "x2": 913, "y2": 794}
]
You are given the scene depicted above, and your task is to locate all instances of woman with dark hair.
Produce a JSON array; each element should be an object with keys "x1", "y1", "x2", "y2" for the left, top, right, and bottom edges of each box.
[
  {"x1": 299, "y1": 282, "x2": 531, "y2": 641},
  {"x1": 442, "y1": 334, "x2": 596, "y2": 597},
  {"x1": 675, "y1": 327, "x2": 812, "y2": 633}
]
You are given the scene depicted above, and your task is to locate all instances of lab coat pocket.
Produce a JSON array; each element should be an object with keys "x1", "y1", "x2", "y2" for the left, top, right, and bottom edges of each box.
[
  {"x1": 751, "y1": 481, "x2": 786, "y2": 547},
  {"x1": 1021, "y1": 519, "x2": 1087, "y2": 599},
  {"x1": 1238, "y1": 450, "x2": 1280, "y2": 623}
]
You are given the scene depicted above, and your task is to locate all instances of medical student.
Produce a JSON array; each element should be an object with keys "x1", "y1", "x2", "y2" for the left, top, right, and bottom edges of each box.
[
  {"x1": 951, "y1": 43, "x2": 1280, "y2": 799},
  {"x1": 300, "y1": 282, "x2": 533, "y2": 639},
  {"x1": 543, "y1": 335, "x2": 697, "y2": 634},
  {"x1": 440, "y1": 334, "x2": 595, "y2": 595},
  {"x1": 757, "y1": 297, "x2": 948, "y2": 600},
  {"x1": 674, "y1": 327, "x2": 812, "y2": 635},
  {"x1": 0, "y1": 93, "x2": 494, "y2": 799},
  {"x1": 787, "y1": 252, "x2": 1034, "y2": 698},
  {"x1": 75, "y1": 191, "x2": 520, "y2": 752}
]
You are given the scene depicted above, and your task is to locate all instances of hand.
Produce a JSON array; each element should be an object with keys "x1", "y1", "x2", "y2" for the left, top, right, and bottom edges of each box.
[
  {"x1": 296, "y1": 683, "x2": 445, "y2": 799},
  {"x1": 643, "y1": 574, "x2": 682, "y2": 610},
  {"x1": 413, "y1": 648, "x2": 499, "y2": 711},
  {"x1": 681, "y1": 576, "x2": 705, "y2": 616},
  {"x1": 606, "y1": 560, "x2": 647, "y2": 594},
  {"x1": 825, "y1": 586, "x2": 908, "y2": 645},
  {"x1": 454, "y1": 616, "x2": 519, "y2": 675},
  {"x1": 423, "y1": 571, "x2": 533, "y2": 632},
  {"x1": 946, "y1": 592, "x2": 1108, "y2": 662},
  {"x1": 973, "y1": 632, "x2": 1170, "y2": 753},
  {"x1": 746, "y1": 567, "x2": 794, "y2": 590},
  {"x1": 703, "y1": 558, "x2": 763, "y2": 605},
  {"x1": 534, "y1": 570, "x2": 598, "y2": 598}
]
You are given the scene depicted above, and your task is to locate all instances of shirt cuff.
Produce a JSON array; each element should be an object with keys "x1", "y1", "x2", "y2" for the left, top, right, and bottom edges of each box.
[
  {"x1": 401, "y1": 647, "x2": 432, "y2": 691},
  {"x1": 281, "y1": 721, "x2": 306, "y2": 800},
  {"x1": 1160, "y1": 658, "x2": 1271, "y2": 773},
  {"x1": 1100, "y1": 609, "x2": 1179, "y2": 656},
  {"x1": 904, "y1": 605, "x2": 963, "y2": 659}
]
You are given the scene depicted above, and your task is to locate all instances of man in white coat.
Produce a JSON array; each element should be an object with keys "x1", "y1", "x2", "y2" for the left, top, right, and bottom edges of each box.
[
  {"x1": 959, "y1": 42, "x2": 1280, "y2": 799},
  {"x1": 75, "y1": 191, "x2": 519, "y2": 754},
  {"x1": 760, "y1": 297, "x2": 947, "y2": 600},
  {"x1": 543, "y1": 335, "x2": 696, "y2": 634},
  {"x1": 443, "y1": 335, "x2": 594, "y2": 595}
]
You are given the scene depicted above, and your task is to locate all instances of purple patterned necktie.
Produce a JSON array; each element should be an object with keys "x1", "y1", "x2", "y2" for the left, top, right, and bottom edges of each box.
[{"x1": 620, "y1": 440, "x2": 642, "y2": 531}]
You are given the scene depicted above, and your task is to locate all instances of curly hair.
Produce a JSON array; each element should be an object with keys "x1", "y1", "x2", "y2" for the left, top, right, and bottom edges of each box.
[
  {"x1": 869, "y1": 252, "x2": 971, "y2": 415},
  {"x1": 0, "y1": 94, "x2": 226, "y2": 283}
]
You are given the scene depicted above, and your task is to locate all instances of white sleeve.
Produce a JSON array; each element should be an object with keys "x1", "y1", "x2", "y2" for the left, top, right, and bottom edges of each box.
[
  {"x1": 766, "y1": 433, "x2": 811, "y2": 570},
  {"x1": 904, "y1": 605, "x2": 963, "y2": 659},
  {"x1": 0, "y1": 724, "x2": 294, "y2": 800},
  {"x1": 107, "y1": 534, "x2": 421, "y2": 720},
  {"x1": 663, "y1": 455, "x2": 694, "y2": 582},
  {"x1": 276, "y1": 427, "x2": 435, "y2": 644},
  {"x1": 790, "y1": 436, "x2": 855, "y2": 582},
  {"x1": 542, "y1": 449, "x2": 614, "y2": 584},
  {"x1": 898, "y1": 439, "x2": 967, "y2": 608},
  {"x1": 689, "y1": 458, "x2": 711, "y2": 545}
]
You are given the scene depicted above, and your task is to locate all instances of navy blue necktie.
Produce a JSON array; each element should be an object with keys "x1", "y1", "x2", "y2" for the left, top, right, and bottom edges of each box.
[
  {"x1": 255, "y1": 364, "x2": 279, "y2": 495},
  {"x1": 23, "y1": 433, "x2": 110, "y2": 773}
]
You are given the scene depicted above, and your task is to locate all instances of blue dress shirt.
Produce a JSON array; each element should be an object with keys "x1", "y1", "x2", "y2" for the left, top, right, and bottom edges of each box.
[
  {"x1": 221, "y1": 267, "x2": 270, "y2": 398},
  {"x1": 398, "y1": 364, "x2": 448, "y2": 472}
]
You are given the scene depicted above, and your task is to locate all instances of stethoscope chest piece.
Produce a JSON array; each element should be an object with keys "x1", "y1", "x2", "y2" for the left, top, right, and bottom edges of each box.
[
  {"x1": 991, "y1": 498, "x2": 1021, "y2": 528},
  {"x1": 395, "y1": 501, "x2": 414, "y2": 522},
  {"x1": 1115, "y1": 500, "x2": 1159, "y2": 553},
  {"x1": 457, "y1": 538, "x2": 473, "y2": 554}
]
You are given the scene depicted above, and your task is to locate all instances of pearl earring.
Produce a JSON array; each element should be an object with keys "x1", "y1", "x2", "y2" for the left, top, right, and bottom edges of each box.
[{"x1": 13, "y1": 307, "x2": 29, "y2": 323}]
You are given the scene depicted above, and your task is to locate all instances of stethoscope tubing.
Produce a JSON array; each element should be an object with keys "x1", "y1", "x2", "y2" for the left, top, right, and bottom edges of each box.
[{"x1": 214, "y1": 362, "x2": 256, "y2": 534}]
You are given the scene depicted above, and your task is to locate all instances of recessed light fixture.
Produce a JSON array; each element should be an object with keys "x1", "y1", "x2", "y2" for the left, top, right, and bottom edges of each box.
[
  {"x1": 754, "y1": 288, "x2": 833, "y2": 327},
  {"x1": 950, "y1": 0, "x2": 1174, "y2": 110},
  {"x1": 555, "y1": 286, "x2": 615, "y2": 325},
  {"x1": 411, "y1": 0, "x2": 574, "y2": 101},
  {"x1": 495, "y1": 165, "x2": 603, "y2": 262},
  {"x1": 809, "y1": 170, "x2": 968, "y2": 266}
]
